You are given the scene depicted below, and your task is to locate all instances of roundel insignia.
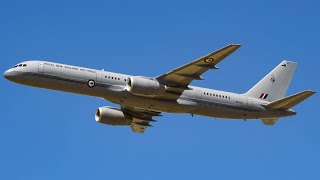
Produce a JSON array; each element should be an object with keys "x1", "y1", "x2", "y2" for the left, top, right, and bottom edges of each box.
[
  {"x1": 204, "y1": 58, "x2": 213, "y2": 63},
  {"x1": 87, "y1": 80, "x2": 95, "y2": 88},
  {"x1": 270, "y1": 75, "x2": 276, "y2": 83}
]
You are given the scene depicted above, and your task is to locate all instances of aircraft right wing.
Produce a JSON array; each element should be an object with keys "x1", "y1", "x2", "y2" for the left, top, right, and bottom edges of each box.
[{"x1": 156, "y1": 44, "x2": 241, "y2": 88}]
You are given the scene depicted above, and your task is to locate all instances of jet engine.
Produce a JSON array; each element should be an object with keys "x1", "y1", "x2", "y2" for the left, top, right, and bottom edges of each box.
[
  {"x1": 125, "y1": 76, "x2": 166, "y2": 96},
  {"x1": 95, "y1": 106, "x2": 132, "y2": 126}
]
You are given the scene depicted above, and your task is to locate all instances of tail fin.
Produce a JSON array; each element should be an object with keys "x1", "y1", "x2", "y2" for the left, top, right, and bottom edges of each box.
[
  {"x1": 245, "y1": 60, "x2": 297, "y2": 102},
  {"x1": 262, "y1": 90, "x2": 316, "y2": 110}
]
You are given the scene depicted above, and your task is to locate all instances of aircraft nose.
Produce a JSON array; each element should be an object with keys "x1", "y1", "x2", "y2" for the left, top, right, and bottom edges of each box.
[
  {"x1": 3, "y1": 69, "x2": 17, "y2": 81},
  {"x1": 4, "y1": 70, "x2": 9, "y2": 79}
]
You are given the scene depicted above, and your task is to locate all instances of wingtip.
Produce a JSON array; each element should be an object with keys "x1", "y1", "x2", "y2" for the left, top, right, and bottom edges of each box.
[
  {"x1": 213, "y1": 44, "x2": 241, "y2": 53},
  {"x1": 229, "y1": 44, "x2": 241, "y2": 47},
  {"x1": 282, "y1": 60, "x2": 297, "y2": 64},
  {"x1": 306, "y1": 90, "x2": 316, "y2": 94}
]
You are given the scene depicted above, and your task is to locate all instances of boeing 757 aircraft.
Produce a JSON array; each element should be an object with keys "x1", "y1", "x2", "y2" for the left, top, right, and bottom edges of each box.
[{"x1": 4, "y1": 45, "x2": 316, "y2": 133}]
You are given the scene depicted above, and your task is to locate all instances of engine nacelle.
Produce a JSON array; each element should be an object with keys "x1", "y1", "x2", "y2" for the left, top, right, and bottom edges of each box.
[
  {"x1": 95, "y1": 107, "x2": 132, "y2": 126},
  {"x1": 125, "y1": 76, "x2": 166, "y2": 96}
]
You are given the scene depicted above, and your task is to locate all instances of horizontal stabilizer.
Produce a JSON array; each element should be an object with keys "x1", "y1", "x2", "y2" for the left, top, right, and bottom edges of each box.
[
  {"x1": 261, "y1": 118, "x2": 279, "y2": 126},
  {"x1": 263, "y1": 90, "x2": 316, "y2": 110}
]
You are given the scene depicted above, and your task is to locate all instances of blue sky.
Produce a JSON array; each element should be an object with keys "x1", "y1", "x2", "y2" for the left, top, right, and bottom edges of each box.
[{"x1": 1, "y1": 0, "x2": 319, "y2": 179}]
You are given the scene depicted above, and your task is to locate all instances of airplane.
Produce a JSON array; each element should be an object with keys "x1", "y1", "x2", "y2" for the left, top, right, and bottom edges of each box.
[{"x1": 3, "y1": 44, "x2": 316, "y2": 133}]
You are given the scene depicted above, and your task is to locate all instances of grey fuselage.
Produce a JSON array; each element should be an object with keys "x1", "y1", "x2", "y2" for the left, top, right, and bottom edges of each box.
[{"x1": 4, "y1": 61, "x2": 295, "y2": 120}]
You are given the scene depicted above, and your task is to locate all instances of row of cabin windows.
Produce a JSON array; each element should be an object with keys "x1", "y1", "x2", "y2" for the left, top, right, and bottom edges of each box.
[
  {"x1": 13, "y1": 64, "x2": 27, "y2": 68},
  {"x1": 105, "y1": 75, "x2": 127, "y2": 81},
  {"x1": 204, "y1": 92, "x2": 231, "y2": 99}
]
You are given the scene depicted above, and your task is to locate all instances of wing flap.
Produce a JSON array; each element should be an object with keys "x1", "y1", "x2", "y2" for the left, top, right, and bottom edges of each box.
[
  {"x1": 130, "y1": 123, "x2": 148, "y2": 133},
  {"x1": 122, "y1": 106, "x2": 161, "y2": 133}
]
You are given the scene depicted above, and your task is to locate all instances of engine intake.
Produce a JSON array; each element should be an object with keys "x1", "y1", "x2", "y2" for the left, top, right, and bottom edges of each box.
[
  {"x1": 95, "y1": 107, "x2": 132, "y2": 126},
  {"x1": 125, "y1": 76, "x2": 166, "y2": 96}
]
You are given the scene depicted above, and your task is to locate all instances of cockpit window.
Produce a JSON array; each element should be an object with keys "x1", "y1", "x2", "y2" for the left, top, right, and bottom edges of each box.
[{"x1": 13, "y1": 63, "x2": 27, "y2": 68}]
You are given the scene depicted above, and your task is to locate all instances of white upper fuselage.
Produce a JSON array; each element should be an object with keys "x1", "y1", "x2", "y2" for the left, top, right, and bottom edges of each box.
[{"x1": 3, "y1": 60, "x2": 295, "y2": 120}]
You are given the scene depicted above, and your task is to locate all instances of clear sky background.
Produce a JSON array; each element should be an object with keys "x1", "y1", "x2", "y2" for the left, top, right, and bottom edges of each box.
[{"x1": 1, "y1": 0, "x2": 319, "y2": 179}]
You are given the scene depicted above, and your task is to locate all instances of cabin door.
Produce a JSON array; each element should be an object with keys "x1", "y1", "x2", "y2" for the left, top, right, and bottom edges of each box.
[
  {"x1": 247, "y1": 97, "x2": 253, "y2": 107},
  {"x1": 196, "y1": 89, "x2": 202, "y2": 99},
  {"x1": 96, "y1": 71, "x2": 102, "y2": 82},
  {"x1": 38, "y1": 62, "x2": 44, "y2": 73}
]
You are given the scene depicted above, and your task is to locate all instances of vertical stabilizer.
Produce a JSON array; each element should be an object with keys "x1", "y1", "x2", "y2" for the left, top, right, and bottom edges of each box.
[{"x1": 245, "y1": 61, "x2": 297, "y2": 102}]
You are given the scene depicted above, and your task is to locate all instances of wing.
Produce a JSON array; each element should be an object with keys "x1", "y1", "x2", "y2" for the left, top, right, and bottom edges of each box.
[
  {"x1": 156, "y1": 44, "x2": 240, "y2": 87},
  {"x1": 121, "y1": 106, "x2": 161, "y2": 133}
]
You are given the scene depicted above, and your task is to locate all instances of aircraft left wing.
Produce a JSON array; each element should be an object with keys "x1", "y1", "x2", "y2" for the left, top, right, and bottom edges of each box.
[
  {"x1": 121, "y1": 106, "x2": 161, "y2": 133},
  {"x1": 156, "y1": 44, "x2": 240, "y2": 88}
]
